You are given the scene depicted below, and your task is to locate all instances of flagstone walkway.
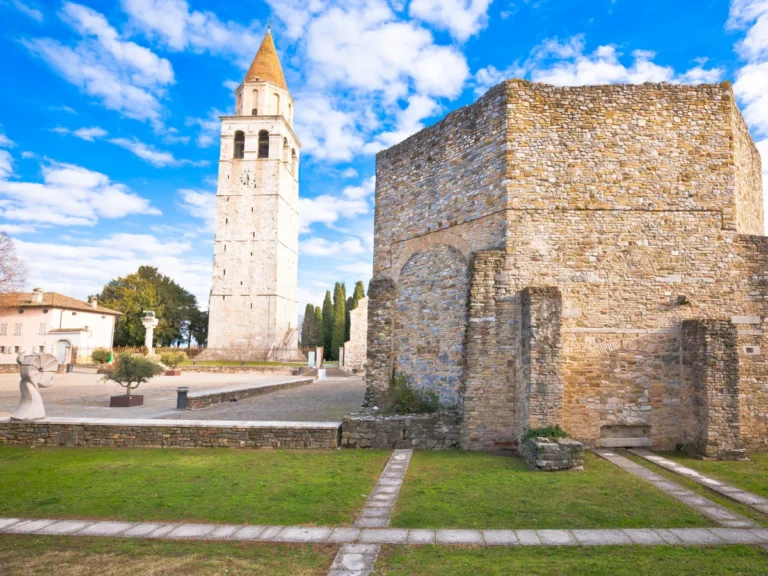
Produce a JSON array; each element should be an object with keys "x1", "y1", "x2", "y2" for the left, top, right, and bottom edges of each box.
[
  {"x1": 630, "y1": 449, "x2": 768, "y2": 515},
  {"x1": 593, "y1": 449, "x2": 757, "y2": 528}
]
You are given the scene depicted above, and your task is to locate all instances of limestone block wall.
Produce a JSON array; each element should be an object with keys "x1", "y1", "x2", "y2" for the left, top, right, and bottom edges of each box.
[
  {"x1": 342, "y1": 297, "x2": 368, "y2": 373},
  {"x1": 341, "y1": 411, "x2": 462, "y2": 450},
  {"x1": 368, "y1": 78, "x2": 768, "y2": 452},
  {"x1": 364, "y1": 278, "x2": 395, "y2": 406},
  {"x1": 681, "y1": 320, "x2": 746, "y2": 459}
]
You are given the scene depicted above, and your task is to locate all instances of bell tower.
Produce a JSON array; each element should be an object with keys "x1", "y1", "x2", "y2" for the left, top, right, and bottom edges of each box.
[{"x1": 207, "y1": 29, "x2": 300, "y2": 352}]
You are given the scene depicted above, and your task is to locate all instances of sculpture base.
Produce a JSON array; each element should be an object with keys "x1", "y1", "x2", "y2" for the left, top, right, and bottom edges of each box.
[
  {"x1": 165, "y1": 370, "x2": 181, "y2": 376},
  {"x1": 110, "y1": 395, "x2": 144, "y2": 408},
  {"x1": 9, "y1": 415, "x2": 45, "y2": 422}
]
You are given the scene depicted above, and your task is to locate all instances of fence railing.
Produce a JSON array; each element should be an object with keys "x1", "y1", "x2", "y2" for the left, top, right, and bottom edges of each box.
[{"x1": 67, "y1": 346, "x2": 307, "y2": 364}]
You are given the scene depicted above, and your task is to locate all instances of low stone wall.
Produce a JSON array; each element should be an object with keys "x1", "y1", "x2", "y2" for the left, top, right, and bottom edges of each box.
[
  {"x1": 0, "y1": 364, "x2": 69, "y2": 374},
  {"x1": 180, "y1": 365, "x2": 298, "y2": 375},
  {"x1": 0, "y1": 417, "x2": 341, "y2": 449},
  {"x1": 519, "y1": 437, "x2": 584, "y2": 471},
  {"x1": 186, "y1": 378, "x2": 314, "y2": 409},
  {"x1": 341, "y1": 410, "x2": 462, "y2": 450}
]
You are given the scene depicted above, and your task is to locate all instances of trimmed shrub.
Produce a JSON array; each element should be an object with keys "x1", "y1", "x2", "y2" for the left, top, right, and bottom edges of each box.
[
  {"x1": 90, "y1": 348, "x2": 111, "y2": 365},
  {"x1": 380, "y1": 372, "x2": 440, "y2": 415},
  {"x1": 160, "y1": 350, "x2": 187, "y2": 369},
  {"x1": 101, "y1": 352, "x2": 163, "y2": 396}
]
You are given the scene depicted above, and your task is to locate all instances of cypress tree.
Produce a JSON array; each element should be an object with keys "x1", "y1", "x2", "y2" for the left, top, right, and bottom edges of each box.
[
  {"x1": 322, "y1": 290, "x2": 334, "y2": 359},
  {"x1": 301, "y1": 303, "x2": 314, "y2": 347},
  {"x1": 331, "y1": 282, "x2": 347, "y2": 361},
  {"x1": 313, "y1": 306, "x2": 323, "y2": 348}
]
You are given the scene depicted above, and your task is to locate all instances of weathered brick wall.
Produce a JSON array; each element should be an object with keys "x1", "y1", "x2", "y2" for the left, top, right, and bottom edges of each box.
[
  {"x1": 369, "y1": 78, "x2": 767, "y2": 452},
  {"x1": 0, "y1": 419, "x2": 340, "y2": 449},
  {"x1": 395, "y1": 244, "x2": 468, "y2": 403},
  {"x1": 180, "y1": 365, "x2": 295, "y2": 375},
  {"x1": 521, "y1": 287, "x2": 564, "y2": 430},
  {"x1": 341, "y1": 410, "x2": 462, "y2": 450},
  {"x1": 342, "y1": 297, "x2": 368, "y2": 374},
  {"x1": 681, "y1": 320, "x2": 746, "y2": 459}
]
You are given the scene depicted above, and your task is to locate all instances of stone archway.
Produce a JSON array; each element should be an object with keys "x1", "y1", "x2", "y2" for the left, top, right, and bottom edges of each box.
[
  {"x1": 395, "y1": 243, "x2": 469, "y2": 404},
  {"x1": 54, "y1": 339, "x2": 72, "y2": 364}
]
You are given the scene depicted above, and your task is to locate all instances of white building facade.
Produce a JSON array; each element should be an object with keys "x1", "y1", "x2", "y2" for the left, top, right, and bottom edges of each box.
[
  {"x1": 0, "y1": 289, "x2": 120, "y2": 364},
  {"x1": 206, "y1": 29, "x2": 301, "y2": 353}
]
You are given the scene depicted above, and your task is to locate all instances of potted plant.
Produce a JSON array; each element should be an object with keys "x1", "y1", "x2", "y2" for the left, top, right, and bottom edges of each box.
[
  {"x1": 103, "y1": 352, "x2": 163, "y2": 407},
  {"x1": 160, "y1": 350, "x2": 187, "y2": 376},
  {"x1": 91, "y1": 348, "x2": 112, "y2": 374}
]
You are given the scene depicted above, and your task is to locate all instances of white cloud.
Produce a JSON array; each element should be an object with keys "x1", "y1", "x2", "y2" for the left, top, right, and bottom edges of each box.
[
  {"x1": 120, "y1": 0, "x2": 262, "y2": 66},
  {"x1": 300, "y1": 236, "x2": 366, "y2": 256},
  {"x1": 53, "y1": 126, "x2": 108, "y2": 141},
  {"x1": 223, "y1": 79, "x2": 240, "y2": 91},
  {"x1": 519, "y1": 35, "x2": 723, "y2": 87},
  {"x1": 108, "y1": 137, "x2": 208, "y2": 167},
  {"x1": 11, "y1": 0, "x2": 43, "y2": 22},
  {"x1": 730, "y1": 1, "x2": 768, "y2": 138},
  {"x1": 363, "y1": 95, "x2": 440, "y2": 153},
  {"x1": 341, "y1": 176, "x2": 375, "y2": 200},
  {"x1": 24, "y1": 2, "x2": 174, "y2": 127},
  {"x1": 336, "y1": 260, "x2": 373, "y2": 277},
  {"x1": 295, "y1": 95, "x2": 365, "y2": 161},
  {"x1": 340, "y1": 167, "x2": 358, "y2": 178},
  {"x1": 186, "y1": 109, "x2": 226, "y2": 147},
  {"x1": 298, "y1": 194, "x2": 369, "y2": 233},
  {"x1": 409, "y1": 0, "x2": 493, "y2": 42},
  {"x1": 473, "y1": 63, "x2": 525, "y2": 95},
  {"x1": 20, "y1": 152, "x2": 35, "y2": 159},
  {"x1": 0, "y1": 133, "x2": 14, "y2": 148},
  {"x1": 0, "y1": 223, "x2": 37, "y2": 235},
  {"x1": 177, "y1": 188, "x2": 216, "y2": 230},
  {"x1": 728, "y1": 0, "x2": 768, "y2": 61},
  {"x1": 15, "y1": 233, "x2": 212, "y2": 306},
  {"x1": 0, "y1": 151, "x2": 13, "y2": 180},
  {"x1": 0, "y1": 159, "x2": 160, "y2": 227}
]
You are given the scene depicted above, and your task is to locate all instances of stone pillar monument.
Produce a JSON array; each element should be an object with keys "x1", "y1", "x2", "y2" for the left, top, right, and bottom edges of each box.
[{"x1": 142, "y1": 311, "x2": 159, "y2": 357}]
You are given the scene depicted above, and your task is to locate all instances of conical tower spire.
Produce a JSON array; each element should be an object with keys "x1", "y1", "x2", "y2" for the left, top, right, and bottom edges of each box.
[{"x1": 244, "y1": 28, "x2": 288, "y2": 91}]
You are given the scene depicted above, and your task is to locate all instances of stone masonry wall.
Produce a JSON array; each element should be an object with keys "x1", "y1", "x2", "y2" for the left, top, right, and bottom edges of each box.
[
  {"x1": 364, "y1": 278, "x2": 395, "y2": 405},
  {"x1": 681, "y1": 320, "x2": 746, "y2": 459},
  {"x1": 185, "y1": 378, "x2": 313, "y2": 409},
  {"x1": 0, "y1": 420, "x2": 340, "y2": 449},
  {"x1": 341, "y1": 411, "x2": 462, "y2": 450},
  {"x1": 343, "y1": 297, "x2": 368, "y2": 374},
  {"x1": 521, "y1": 287, "x2": 564, "y2": 430},
  {"x1": 370, "y1": 78, "x2": 767, "y2": 451}
]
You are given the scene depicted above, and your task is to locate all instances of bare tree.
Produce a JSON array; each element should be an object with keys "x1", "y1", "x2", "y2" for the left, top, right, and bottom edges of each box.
[{"x1": 0, "y1": 233, "x2": 27, "y2": 293}]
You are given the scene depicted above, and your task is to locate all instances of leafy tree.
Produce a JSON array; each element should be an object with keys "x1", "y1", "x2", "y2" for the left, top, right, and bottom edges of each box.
[
  {"x1": 331, "y1": 282, "x2": 346, "y2": 361},
  {"x1": 91, "y1": 348, "x2": 111, "y2": 365},
  {"x1": 102, "y1": 352, "x2": 163, "y2": 396},
  {"x1": 96, "y1": 273, "x2": 162, "y2": 346},
  {"x1": 137, "y1": 266, "x2": 198, "y2": 346},
  {"x1": 321, "y1": 290, "x2": 334, "y2": 359},
  {"x1": 160, "y1": 350, "x2": 187, "y2": 369},
  {"x1": 187, "y1": 308, "x2": 209, "y2": 348}
]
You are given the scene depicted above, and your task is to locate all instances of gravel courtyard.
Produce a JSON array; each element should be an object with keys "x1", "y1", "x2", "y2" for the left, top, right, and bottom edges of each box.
[
  {"x1": 0, "y1": 370, "x2": 319, "y2": 420},
  {"x1": 161, "y1": 376, "x2": 366, "y2": 422}
]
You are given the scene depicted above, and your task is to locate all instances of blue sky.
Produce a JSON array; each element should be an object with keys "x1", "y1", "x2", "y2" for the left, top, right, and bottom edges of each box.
[{"x1": 0, "y1": 0, "x2": 766, "y2": 315}]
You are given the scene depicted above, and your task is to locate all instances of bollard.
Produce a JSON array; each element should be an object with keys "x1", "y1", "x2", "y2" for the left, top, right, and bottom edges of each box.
[
  {"x1": 176, "y1": 386, "x2": 189, "y2": 410},
  {"x1": 66, "y1": 363, "x2": 73, "y2": 373}
]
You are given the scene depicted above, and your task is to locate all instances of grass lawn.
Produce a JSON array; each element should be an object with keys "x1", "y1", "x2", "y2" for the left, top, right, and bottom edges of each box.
[
  {"x1": 0, "y1": 447, "x2": 389, "y2": 526},
  {"x1": 391, "y1": 452, "x2": 710, "y2": 529},
  {"x1": 624, "y1": 452, "x2": 768, "y2": 527},
  {"x1": 659, "y1": 452, "x2": 768, "y2": 499},
  {"x1": 0, "y1": 535, "x2": 336, "y2": 576},
  {"x1": 375, "y1": 545, "x2": 768, "y2": 576}
]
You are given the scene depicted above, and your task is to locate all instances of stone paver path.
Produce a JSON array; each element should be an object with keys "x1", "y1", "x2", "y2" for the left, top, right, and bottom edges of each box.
[
  {"x1": 2, "y1": 517, "x2": 767, "y2": 547},
  {"x1": 630, "y1": 449, "x2": 768, "y2": 515},
  {"x1": 161, "y1": 376, "x2": 366, "y2": 422},
  {"x1": 328, "y1": 448, "x2": 413, "y2": 576},
  {"x1": 594, "y1": 449, "x2": 757, "y2": 528}
]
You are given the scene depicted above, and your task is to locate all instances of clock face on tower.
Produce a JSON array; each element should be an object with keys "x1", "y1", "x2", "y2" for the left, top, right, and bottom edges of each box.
[{"x1": 240, "y1": 169, "x2": 254, "y2": 187}]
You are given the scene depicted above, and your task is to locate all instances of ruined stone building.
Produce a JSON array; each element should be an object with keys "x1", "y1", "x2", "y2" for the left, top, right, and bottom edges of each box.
[
  {"x1": 366, "y1": 79, "x2": 768, "y2": 458},
  {"x1": 206, "y1": 30, "x2": 301, "y2": 355}
]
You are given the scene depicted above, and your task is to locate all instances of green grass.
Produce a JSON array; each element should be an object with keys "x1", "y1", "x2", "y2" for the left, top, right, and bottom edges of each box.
[
  {"x1": 391, "y1": 452, "x2": 711, "y2": 529},
  {"x1": 181, "y1": 360, "x2": 302, "y2": 367},
  {"x1": 0, "y1": 447, "x2": 389, "y2": 526},
  {"x1": 624, "y1": 452, "x2": 768, "y2": 527},
  {"x1": 0, "y1": 535, "x2": 336, "y2": 576},
  {"x1": 376, "y1": 545, "x2": 768, "y2": 576},
  {"x1": 659, "y1": 452, "x2": 768, "y2": 499}
]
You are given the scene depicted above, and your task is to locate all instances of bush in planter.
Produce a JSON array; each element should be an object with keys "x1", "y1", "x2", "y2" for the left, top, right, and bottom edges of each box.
[
  {"x1": 379, "y1": 372, "x2": 440, "y2": 415},
  {"x1": 521, "y1": 424, "x2": 569, "y2": 443},
  {"x1": 159, "y1": 350, "x2": 187, "y2": 370},
  {"x1": 90, "y1": 348, "x2": 111, "y2": 365},
  {"x1": 102, "y1": 352, "x2": 163, "y2": 396}
]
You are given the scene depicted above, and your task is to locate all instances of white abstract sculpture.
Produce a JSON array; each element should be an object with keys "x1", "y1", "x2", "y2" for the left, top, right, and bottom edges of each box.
[
  {"x1": 142, "y1": 310, "x2": 159, "y2": 358},
  {"x1": 11, "y1": 352, "x2": 58, "y2": 421}
]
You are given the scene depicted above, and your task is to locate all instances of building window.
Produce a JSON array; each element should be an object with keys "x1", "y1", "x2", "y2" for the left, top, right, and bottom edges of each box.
[
  {"x1": 291, "y1": 149, "x2": 298, "y2": 176},
  {"x1": 38, "y1": 346, "x2": 44, "y2": 353},
  {"x1": 72, "y1": 312, "x2": 77, "y2": 316},
  {"x1": 43, "y1": 309, "x2": 48, "y2": 314},
  {"x1": 13, "y1": 346, "x2": 20, "y2": 353},
  {"x1": 252, "y1": 109, "x2": 258, "y2": 116},
  {"x1": 233, "y1": 131, "x2": 245, "y2": 159},
  {"x1": 0, "y1": 346, "x2": 5, "y2": 353},
  {"x1": 14, "y1": 323, "x2": 21, "y2": 336},
  {"x1": 39, "y1": 323, "x2": 46, "y2": 335},
  {"x1": 0, "y1": 324, "x2": 6, "y2": 335},
  {"x1": 252, "y1": 89, "x2": 258, "y2": 112},
  {"x1": 273, "y1": 93, "x2": 280, "y2": 115},
  {"x1": 258, "y1": 130, "x2": 269, "y2": 158}
]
